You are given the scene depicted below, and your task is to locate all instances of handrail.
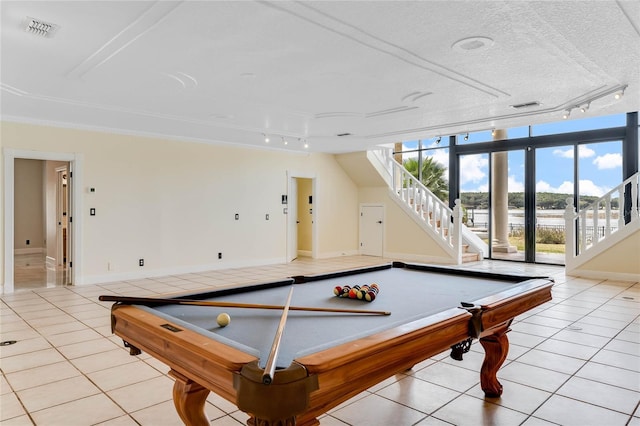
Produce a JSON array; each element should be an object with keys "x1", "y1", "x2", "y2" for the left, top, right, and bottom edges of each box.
[
  {"x1": 565, "y1": 172, "x2": 639, "y2": 267},
  {"x1": 389, "y1": 156, "x2": 462, "y2": 262}
]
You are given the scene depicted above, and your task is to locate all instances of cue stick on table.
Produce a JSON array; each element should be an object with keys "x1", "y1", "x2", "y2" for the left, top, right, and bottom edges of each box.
[
  {"x1": 262, "y1": 287, "x2": 294, "y2": 385},
  {"x1": 98, "y1": 295, "x2": 391, "y2": 315}
]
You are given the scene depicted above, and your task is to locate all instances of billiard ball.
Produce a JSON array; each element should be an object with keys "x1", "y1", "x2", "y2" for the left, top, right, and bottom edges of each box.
[
  {"x1": 333, "y1": 286, "x2": 343, "y2": 296},
  {"x1": 217, "y1": 313, "x2": 231, "y2": 327},
  {"x1": 338, "y1": 285, "x2": 351, "y2": 297},
  {"x1": 348, "y1": 285, "x2": 361, "y2": 299}
]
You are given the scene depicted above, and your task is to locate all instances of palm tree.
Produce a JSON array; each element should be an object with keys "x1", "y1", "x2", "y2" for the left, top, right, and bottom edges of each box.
[{"x1": 403, "y1": 157, "x2": 449, "y2": 202}]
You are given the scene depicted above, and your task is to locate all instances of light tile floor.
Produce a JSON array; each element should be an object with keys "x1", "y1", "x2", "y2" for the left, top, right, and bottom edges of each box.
[{"x1": 2, "y1": 255, "x2": 639, "y2": 426}]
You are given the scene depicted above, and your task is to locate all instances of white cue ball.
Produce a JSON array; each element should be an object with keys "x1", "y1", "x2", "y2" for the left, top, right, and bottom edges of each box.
[{"x1": 217, "y1": 313, "x2": 231, "y2": 327}]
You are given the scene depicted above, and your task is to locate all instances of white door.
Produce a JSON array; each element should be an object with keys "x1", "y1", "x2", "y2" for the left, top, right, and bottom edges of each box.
[
  {"x1": 360, "y1": 205, "x2": 384, "y2": 256},
  {"x1": 287, "y1": 177, "x2": 298, "y2": 262}
]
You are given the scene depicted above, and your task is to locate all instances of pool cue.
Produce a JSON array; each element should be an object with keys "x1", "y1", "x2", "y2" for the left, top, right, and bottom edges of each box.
[
  {"x1": 98, "y1": 295, "x2": 391, "y2": 315},
  {"x1": 262, "y1": 287, "x2": 294, "y2": 385}
]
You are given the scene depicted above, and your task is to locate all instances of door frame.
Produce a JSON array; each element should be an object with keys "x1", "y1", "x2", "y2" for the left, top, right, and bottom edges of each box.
[
  {"x1": 286, "y1": 171, "x2": 316, "y2": 261},
  {"x1": 359, "y1": 203, "x2": 384, "y2": 257},
  {"x1": 3, "y1": 149, "x2": 83, "y2": 293}
]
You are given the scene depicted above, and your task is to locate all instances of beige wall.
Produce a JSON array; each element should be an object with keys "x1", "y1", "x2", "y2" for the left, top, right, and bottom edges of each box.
[
  {"x1": 358, "y1": 187, "x2": 450, "y2": 262},
  {"x1": 576, "y1": 229, "x2": 640, "y2": 279},
  {"x1": 1, "y1": 121, "x2": 359, "y2": 287},
  {"x1": 14, "y1": 159, "x2": 45, "y2": 251},
  {"x1": 297, "y1": 178, "x2": 313, "y2": 253}
]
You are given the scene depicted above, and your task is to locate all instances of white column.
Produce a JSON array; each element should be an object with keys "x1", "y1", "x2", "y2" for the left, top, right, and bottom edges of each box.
[{"x1": 492, "y1": 130, "x2": 517, "y2": 253}]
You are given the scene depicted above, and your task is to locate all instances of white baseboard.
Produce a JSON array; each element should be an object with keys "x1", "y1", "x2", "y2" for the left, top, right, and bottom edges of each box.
[
  {"x1": 383, "y1": 251, "x2": 454, "y2": 265},
  {"x1": 297, "y1": 250, "x2": 312, "y2": 257},
  {"x1": 80, "y1": 257, "x2": 288, "y2": 286},
  {"x1": 315, "y1": 250, "x2": 360, "y2": 259},
  {"x1": 567, "y1": 268, "x2": 639, "y2": 283}
]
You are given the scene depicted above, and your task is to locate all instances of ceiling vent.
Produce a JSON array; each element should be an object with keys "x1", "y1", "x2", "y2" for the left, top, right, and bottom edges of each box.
[
  {"x1": 25, "y1": 17, "x2": 58, "y2": 38},
  {"x1": 510, "y1": 101, "x2": 541, "y2": 109}
]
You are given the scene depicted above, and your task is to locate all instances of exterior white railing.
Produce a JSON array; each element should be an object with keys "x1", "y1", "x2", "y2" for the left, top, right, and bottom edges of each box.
[{"x1": 565, "y1": 172, "x2": 639, "y2": 266}]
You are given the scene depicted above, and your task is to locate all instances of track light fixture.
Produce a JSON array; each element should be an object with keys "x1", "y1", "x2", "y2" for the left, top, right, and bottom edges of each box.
[
  {"x1": 463, "y1": 133, "x2": 469, "y2": 141},
  {"x1": 562, "y1": 84, "x2": 627, "y2": 120},
  {"x1": 435, "y1": 136, "x2": 441, "y2": 144},
  {"x1": 263, "y1": 134, "x2": 269, "y2": 143}
]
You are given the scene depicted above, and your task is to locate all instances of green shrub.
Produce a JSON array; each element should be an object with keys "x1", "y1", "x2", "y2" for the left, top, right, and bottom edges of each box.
[{"x1": 536, "y1": 227, "x2": 565, "y2": 244}]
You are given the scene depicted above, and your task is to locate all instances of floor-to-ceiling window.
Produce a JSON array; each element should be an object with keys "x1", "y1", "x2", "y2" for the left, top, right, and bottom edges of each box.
[{"x1": 394, "y1": 112, "x2": 637, "y2": 265}]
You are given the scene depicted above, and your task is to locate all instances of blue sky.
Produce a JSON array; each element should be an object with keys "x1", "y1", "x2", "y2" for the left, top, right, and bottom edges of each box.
[{"x1": 405, "y1": 113, "x2": 628, "y2": 197}]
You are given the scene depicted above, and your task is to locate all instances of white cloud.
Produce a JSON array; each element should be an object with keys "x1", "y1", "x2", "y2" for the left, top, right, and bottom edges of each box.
[
  {"x1": 552, "y1": 146, "x2": 595, "y2": 159},
  {"x1": 535, "y1": 179, "x2": 610, "y2": 196},
  {"x1": 536, "y1": 180, "x2": 552, "y2": 192},
  {"x1": 578, "y1": 180, "x2": 611, "y2": 197},
  {"x1": 553, "y1": 148, "x2": 573, "y2": 159},
  {"x1": 508, "y1": 175, "x2": 524, "y2": 192},
  {"x1": 593, "y1": 153, "x2": 622, "y2": 170},
  {"x1": 579, "y1": 146, "x2": 596, "y2": 158},
  {"x1": 459, "y1": 155, "x2": 488, "y2": 185},
  {"x1": 427, "y1": 149, "x2": 449, "y2": 168}
]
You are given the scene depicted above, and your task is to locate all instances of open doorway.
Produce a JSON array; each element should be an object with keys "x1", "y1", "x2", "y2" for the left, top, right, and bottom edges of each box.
[
  {"x1": 3, "y1": 149, "x2": 82, "y2": 293},
  {"x1": 13, "y1": 160, "x2": 71, "y2": 288},
  {"x1": 287, "y1": 174, "x2": 316, "y2": 262}
]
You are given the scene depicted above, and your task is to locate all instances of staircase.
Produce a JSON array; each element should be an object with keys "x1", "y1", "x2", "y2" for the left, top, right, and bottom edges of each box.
[
  {"x1": 564, "y1": 172, "x2": 640, "y2": 276},
  {"x1": 368, "y1": 148, "x2": 485, "y2": 264}
]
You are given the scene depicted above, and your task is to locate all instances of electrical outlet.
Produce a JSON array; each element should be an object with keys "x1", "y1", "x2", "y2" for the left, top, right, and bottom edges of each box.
[
  {"x1": 218, "y1": 252, "x2": 222, "y2": 259},
  {"x1": 139, "y1": 259, "x2": 144, "y2": 267}
]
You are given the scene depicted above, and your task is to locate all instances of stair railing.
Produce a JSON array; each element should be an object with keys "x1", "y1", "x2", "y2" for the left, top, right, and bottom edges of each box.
[
  {"x1": 390, "y1": 158, "x2": 462, "y2": 262},
  {"x1": 565, "y1": 172, "x2": 639, "y2": 267}
]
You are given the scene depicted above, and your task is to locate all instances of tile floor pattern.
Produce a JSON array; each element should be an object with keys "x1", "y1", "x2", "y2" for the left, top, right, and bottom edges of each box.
[{"x1": 1, "y1": 255, "x2": 639, "y2": 426}]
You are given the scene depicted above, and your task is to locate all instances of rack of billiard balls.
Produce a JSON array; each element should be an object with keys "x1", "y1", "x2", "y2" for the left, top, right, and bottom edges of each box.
[{"x1": 333, "y1": 284, "x2": 379, "y2": 302}]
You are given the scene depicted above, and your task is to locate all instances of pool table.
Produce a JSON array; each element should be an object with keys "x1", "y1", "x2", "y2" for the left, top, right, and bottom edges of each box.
[{"x1": 106, "y1": 261, "x2": 553, "y2": 426}]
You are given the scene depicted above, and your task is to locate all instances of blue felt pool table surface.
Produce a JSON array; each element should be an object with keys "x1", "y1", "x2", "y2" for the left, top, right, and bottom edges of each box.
[{"x1": 142, "y1": 263, "x2": 546, "y2": 368}]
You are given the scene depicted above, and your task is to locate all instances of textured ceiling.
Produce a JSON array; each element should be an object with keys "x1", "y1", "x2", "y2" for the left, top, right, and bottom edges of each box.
[{"x1": 1, "y1": 1, "x2": 639, "y2": 153}]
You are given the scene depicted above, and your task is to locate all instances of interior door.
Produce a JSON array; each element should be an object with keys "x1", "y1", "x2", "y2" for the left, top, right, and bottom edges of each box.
[
  {"x1": 287, "y1": 177, "x2": 298, "y2": 262},
  {"x1": 360, "y1": 205, "x2": 383, "y2": 256},
  {"x1": 64, "y1": 163, "x2": 73, "y2": 284}
]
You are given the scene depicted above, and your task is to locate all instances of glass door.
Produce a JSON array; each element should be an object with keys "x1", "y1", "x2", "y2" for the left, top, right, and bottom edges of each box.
[
  {"x1": 534, "y1": 146, "x2": 574, "y2": 264},
  {"x1": 459, "y1": 153, "x2": 490, "y2": 252},
  {"x1": 490, "y1": 150, "x2": 525, "y2": 261}
]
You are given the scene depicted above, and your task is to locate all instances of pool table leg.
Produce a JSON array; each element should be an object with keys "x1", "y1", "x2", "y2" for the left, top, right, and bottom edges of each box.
[
  {"x1": 169, "y1": 370, "x2": 210, "y2": 426},
  {"x1": 479, "y1": 323, "x2": 510, "y2": 397}
]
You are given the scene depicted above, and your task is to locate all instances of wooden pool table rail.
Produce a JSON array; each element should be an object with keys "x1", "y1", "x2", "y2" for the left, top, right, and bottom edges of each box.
[{"x1": 107, "y1": 265, "x2": 553, "y2": 426}]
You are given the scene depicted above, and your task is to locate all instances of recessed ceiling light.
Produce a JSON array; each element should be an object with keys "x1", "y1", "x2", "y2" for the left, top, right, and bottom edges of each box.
[{"x1": 451, "y1": 36, "x2": 494, "y2": 52}]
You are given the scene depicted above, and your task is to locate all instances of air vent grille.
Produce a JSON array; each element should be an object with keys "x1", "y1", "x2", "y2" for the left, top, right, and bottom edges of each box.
[
  {"x1": 25, "y1": 17, "x2": 58, "y2": 37},
  {"x1": 510, "y1": 101, "x2": 540, "y2": 109}
]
